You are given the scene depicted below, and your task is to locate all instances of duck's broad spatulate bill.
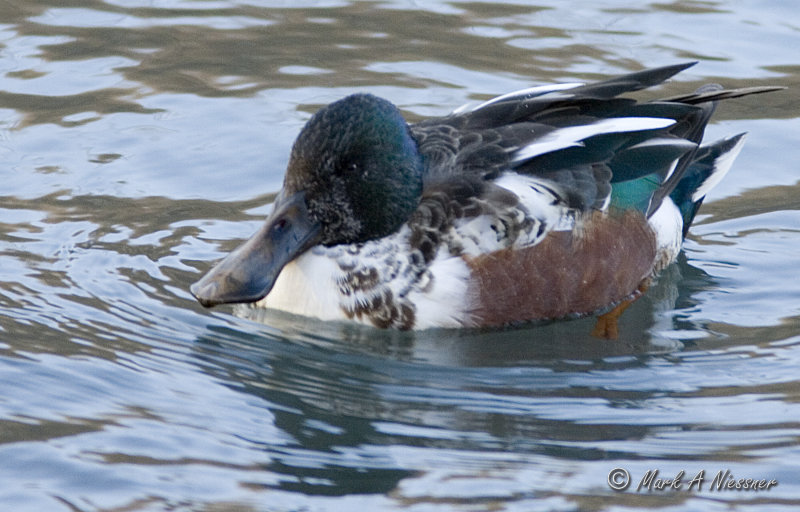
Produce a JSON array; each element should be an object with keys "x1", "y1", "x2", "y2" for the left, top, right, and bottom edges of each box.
[{"x1": 191, "y1": 192, "x2": 321, "y2": 307}]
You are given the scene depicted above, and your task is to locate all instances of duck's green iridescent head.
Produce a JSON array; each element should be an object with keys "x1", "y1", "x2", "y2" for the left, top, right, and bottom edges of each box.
[
  {"x1": 191, "y1": 93, "x2": 424, "y2": 307},
  {"x1": 284, "y1": 93, "x2": 424, "y2": 245}
]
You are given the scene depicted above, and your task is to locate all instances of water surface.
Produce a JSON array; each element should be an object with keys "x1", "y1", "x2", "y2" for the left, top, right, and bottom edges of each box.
[{"x1": 2, "y1": 1, "x2": 800, "y2": 511}]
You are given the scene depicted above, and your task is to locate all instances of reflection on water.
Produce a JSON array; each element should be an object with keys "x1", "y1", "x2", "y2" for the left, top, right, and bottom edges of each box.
[{"x1": 1, "y1": 1, "x2": 800, "y2": 511}]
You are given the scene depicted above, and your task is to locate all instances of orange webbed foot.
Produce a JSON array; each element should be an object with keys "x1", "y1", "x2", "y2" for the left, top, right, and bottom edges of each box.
[{"x1": 591, "y1": 281, "x2": 650, "y2": 339}]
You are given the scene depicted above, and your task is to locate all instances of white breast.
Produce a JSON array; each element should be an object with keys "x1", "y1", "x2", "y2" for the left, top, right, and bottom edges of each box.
[
  {"x1": 255, "y1": 250, "x2": 347, "y2": 322},
  {"x1": 252, "y1": 232, "x2": 473, "y2": 329}
]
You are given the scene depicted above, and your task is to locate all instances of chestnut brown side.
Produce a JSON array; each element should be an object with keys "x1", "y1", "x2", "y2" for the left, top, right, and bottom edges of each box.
[{"x1": 465, "y1": 210, "x2": 657, "y2": 327}]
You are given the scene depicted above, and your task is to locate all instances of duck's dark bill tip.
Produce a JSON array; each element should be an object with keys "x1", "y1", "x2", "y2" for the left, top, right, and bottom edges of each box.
[
  {"x1": 189, "y1": 273, "x2": 270, "y2": 308},
  {"x1": 189, "y1": 280, "x2": 231, "y2": 308},
  {"x1": 189, "y1": 281, "x2": 222, "y2": 308}
]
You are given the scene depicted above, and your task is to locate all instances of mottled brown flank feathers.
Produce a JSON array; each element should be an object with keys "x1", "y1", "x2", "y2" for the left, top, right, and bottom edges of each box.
[
  {"x1": 342, "y1": 287, "x2": 416, "y2": 330},
  {"x1": 466, "y1": 210, "x2": 657, "y2": 327}
]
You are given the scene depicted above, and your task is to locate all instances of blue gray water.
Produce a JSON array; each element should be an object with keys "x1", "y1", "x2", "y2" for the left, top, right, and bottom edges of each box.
[{"x1": 1, "y1": 1, "x2": 799, "y2": 511}]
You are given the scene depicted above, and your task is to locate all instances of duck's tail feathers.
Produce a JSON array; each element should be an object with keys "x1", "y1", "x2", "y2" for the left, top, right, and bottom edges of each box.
[
  {"x1": 670, "y1": 133, "x2": 747, "y2": 237},
  {"x1": 661, "y1": 85, "x2": 786, "y2": 105},
  {"x1": 643, "y1": 83, "x2": 782, "y2": 218},
  {"x1": 568, "y1": 61, "x2": 698, "y2": 99}
]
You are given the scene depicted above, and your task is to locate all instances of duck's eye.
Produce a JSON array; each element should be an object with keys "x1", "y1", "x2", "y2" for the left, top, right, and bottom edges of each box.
[{"x1": 270, "y1": 218, "x2": 289, "y2": 237}]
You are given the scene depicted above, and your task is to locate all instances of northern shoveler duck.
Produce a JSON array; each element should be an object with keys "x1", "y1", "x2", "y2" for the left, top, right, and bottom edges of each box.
[{"x1": 191, "y1": 62, "x2": 780, "y2": 332}]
